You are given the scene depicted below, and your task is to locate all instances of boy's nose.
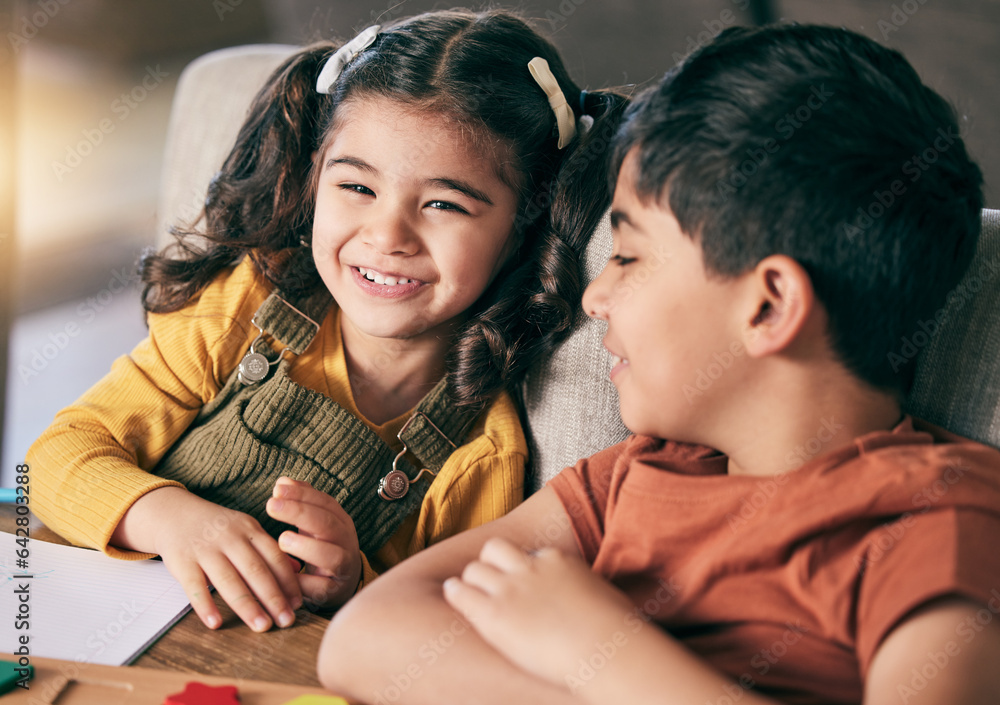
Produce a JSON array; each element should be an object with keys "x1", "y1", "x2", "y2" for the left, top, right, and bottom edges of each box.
[{"x1": 582, "y1": 272, "x2": 611, "y2": 320}]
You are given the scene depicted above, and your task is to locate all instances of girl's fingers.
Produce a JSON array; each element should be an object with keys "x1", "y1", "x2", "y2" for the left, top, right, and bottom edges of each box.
[
  {"x1": 201, "y1": 553, "x2": 274, "y2": 632},
  {"x1": 252, "y1": 532, "x2": 304, "y2": 611},
  {"x1": 231, "y1": 540, "x2": 301, "y2": 628},
  {"x1": 204, "y1": 542, "x2": 294, "y2": 631},
  {"x1": 267, "y1": 494, "x2": 355, "y2": 544},
  {"x1": 168, "y1": 559, "x2": 223, "y2": 630},
  {"x1": 273, "y1": 477, "x2": 350, "y2": 516},
  {"x1": 278, "y1": 530, "x2": 355, "y2": 579},
  {"x1": 298, "y1": 572, "x2": 358, "y2": 609}
]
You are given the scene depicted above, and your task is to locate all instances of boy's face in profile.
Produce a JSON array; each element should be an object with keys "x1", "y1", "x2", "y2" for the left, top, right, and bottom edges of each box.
[{"x1": 582, "y1": 149, "x2": 749, "y2": 442}]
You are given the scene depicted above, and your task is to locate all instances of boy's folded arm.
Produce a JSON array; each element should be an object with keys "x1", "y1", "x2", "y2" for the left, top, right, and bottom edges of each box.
[
  {"x1": 864, "y1": 597, "x2": 1000, "y2": 704},
  {"x1": 317, "y1": 486, "x2": 582, "y2": 704},
  {"x1": 320, "y1": 486, "x2": 788, "y2": 705}
]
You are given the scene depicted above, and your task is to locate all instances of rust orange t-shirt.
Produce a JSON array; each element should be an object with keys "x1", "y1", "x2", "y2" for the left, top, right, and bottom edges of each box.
[{"x1": 548, "y1": 417, "x2": 1000, "y2": 704}]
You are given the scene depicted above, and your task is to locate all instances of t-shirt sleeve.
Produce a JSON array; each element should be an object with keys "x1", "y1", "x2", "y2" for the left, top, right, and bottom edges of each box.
[
  {"x1": 547, "y1": 439, "x2": 633, "y2": 563},
  {"x1": 856, "y1": 506, "x2": 1000, "y2": 677}
]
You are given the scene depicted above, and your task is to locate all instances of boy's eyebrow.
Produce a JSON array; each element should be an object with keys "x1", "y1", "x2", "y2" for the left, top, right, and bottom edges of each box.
[
  {"x1": 326, "y1": 155, "x2": 378, "y2": 174},
  {"x1": 426, "y1": 178, "x2": 494, "y2": 206},
  {"x1": 610, "y1": 208, "x2": 642, "y2": 233}
]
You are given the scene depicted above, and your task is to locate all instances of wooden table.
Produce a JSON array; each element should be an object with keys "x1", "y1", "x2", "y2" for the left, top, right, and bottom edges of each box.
[
  {"x1": 0, "y1": 655, "x2": 340, "y2": 705},
  {"x1": 1, "y1": 505, "x2": 329, "y2": 688}
]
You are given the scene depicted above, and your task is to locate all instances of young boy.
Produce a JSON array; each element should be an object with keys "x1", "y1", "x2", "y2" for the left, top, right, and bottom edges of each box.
[{"x1": 316, "y1": 25, "x2": 1000, "y2": 704}]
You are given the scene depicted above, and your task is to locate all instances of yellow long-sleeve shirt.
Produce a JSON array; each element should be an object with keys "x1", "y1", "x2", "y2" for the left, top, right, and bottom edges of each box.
[{"x1": 27, "y1": 257, "x2": 526, "y2": 586}]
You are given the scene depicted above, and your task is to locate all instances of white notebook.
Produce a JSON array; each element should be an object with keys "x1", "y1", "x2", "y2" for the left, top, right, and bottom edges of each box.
[{"x1": 1, "y1": 533, "x2": 192, "y2": 666}]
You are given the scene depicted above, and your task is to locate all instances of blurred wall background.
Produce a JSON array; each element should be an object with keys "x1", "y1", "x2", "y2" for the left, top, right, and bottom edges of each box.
[{"x1": 2, "y1": 0, "x2": 998, "y2": 481}]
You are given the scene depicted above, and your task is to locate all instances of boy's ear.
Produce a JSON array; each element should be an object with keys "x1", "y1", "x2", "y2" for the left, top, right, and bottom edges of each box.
[{"x1": 741, "y1": 254, "x2": 816, "y2": 358}]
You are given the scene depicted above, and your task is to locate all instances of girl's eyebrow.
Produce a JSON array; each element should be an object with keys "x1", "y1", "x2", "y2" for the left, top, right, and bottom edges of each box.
[
  {"x1": 427, "y1": 178, "x2": 494, "y2": 207},
  {"x1": 326, "y1": 155, "x2": 378, "y2": 174},
  {"x1": 326, "y1": 155, "x2": 495, "y2": 207}
]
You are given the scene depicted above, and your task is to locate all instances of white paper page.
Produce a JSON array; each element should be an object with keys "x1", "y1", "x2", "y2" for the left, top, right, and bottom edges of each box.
[{"x1": 1, "y1": 533, "x2": 192, "y2": 666}]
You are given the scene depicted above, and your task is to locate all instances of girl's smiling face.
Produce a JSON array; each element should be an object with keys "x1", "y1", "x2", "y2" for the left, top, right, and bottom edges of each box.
[{"x1": 311, "y1": 96, "x2": 519, "y2": 343}]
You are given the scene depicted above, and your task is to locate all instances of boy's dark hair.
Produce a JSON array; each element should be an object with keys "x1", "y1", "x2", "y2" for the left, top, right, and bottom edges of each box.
[
  {"x1": 142, "y1": 9, "x2": 628, "y2": 411},
  {"x1": 612, "y1": 24, "x2": 983, "y2": 397}
]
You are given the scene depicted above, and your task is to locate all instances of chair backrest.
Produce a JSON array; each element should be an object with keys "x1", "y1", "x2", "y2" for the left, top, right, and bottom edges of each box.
[
  {"x1": 157, "y1": 44, "x2": 296, "y2": 247},
  {"x1": 522, "y1": 211, "x2": 629, "y2": 488},
  {"x1": 906, "y1": 209, "x2": 1000, "y2": 447},
  {"x1": 159, "y1": 46, "x2": 1000, "y2": 494}
]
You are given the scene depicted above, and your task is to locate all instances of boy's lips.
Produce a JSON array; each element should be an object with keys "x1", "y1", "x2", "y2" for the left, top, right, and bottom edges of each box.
[
  {"x1": 604, "y1": 341, "x2": 629, "y2": 379},
  {"x1": 610, "y1": 354, "x2": 629, "y2": 378}
]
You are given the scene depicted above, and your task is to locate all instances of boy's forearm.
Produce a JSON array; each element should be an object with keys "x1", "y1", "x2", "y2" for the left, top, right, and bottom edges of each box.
[
  {"x1": 319, "y1": 489, "x2": 584, "y2": 704},
  {"x1": 319, "y1": 575, "x2": 578, "y2": 705},
  {"x1": 577, "y1": 619, "x2": 784, "y2": 705}
]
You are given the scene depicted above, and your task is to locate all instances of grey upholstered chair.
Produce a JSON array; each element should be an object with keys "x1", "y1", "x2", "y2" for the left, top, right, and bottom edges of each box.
[{"x1": 158, "y1": 45, "x2": 1000, "y2": 493}]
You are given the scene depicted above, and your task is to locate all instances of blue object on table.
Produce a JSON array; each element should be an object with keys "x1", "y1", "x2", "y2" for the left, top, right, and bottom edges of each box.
[{"x1": 0, "y1": 488, "x2": 20, "y2": 503}]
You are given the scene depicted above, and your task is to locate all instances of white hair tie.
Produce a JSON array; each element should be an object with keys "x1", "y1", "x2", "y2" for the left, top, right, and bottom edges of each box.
[
  {"x1": 527, "y1": 57, "x2": 577, "y2": 149},
  {"x1": 316, "y1": 25, "x2": 381, "y2": 94}
]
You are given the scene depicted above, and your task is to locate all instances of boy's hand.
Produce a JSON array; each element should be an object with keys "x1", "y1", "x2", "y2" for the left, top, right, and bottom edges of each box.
[
  {"x1": 115, "y1": 485, "x2": 303, "y2": 633},
  {"x1": 265, "y1": 477, "x2": 363, "y2": 610},
  {"x1": 443, "y1": 537, "x2": 636, "y2": 688}
]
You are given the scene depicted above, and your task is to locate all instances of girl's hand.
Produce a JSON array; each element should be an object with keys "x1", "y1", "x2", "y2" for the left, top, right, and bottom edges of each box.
[
  {"x1": 113, "y1": 486, "x2": 303, "y2": 632},
  {"x1": 442, "y1": 537, "x2": 636, "y2": 689},
  {"x1": 266, "y1": 477, "x2": 363, "y2": 610}
]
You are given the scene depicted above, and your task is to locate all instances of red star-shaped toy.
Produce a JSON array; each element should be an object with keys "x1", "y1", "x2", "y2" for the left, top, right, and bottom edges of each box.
[{"x1": 164, "y1": 681, "x2": 240, "y2": 705}]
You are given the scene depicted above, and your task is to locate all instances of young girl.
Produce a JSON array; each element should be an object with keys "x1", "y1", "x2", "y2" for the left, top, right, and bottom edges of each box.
[{"x1": 27, "y1": 9, "x2": 626, "y2": 633}]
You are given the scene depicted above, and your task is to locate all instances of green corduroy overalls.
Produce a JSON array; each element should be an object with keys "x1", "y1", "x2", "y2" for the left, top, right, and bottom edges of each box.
[{"x1": 154, "y1": 285, "x2": 480, "y2": 556}]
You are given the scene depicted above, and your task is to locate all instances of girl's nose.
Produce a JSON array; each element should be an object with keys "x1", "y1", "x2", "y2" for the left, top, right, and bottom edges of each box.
[{"x1": 365, "y1": 211, "x2": 419, "y2": 256}]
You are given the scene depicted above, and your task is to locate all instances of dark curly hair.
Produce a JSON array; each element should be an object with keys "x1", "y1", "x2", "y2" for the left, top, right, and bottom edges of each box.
[{"x1": 141, "y1": 9, "x2": 628, "y2": 412}]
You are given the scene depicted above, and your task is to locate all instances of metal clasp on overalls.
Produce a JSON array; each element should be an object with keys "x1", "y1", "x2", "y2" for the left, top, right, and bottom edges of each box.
[
  {"x1": 378, "y1": 412, "x2": 457, "y2": 501},
  {"x1": 237, "y1": 297, "x2": 321, "y2": 385}
]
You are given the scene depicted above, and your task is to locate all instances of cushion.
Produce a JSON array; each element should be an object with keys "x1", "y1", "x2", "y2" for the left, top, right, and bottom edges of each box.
[
  {"x1": 522, "y1": 211, "x2": 630, "y2": 491},
  {"x1": 906, "y1": 208, "x2": 1000, "y2": 448},
  {"x1": 157, "y1": 44, "x2": 296, "y2": 247}
]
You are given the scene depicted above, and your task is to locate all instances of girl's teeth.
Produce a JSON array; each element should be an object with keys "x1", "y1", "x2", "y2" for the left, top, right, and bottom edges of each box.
[{"x1": 358, "y1": 267, "x2": 411, "y2": 286}]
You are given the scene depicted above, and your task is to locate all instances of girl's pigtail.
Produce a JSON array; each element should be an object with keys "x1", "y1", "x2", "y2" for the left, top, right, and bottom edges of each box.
[
  {"x1": 544, "y1": 90, "x2": 631, "y2": 292},
  {"x1": 141, "y1": 42, "x2": 336, "y2": 314},
  {"x1": 448, "y1": 90, "x2": 630, "y2": 410}
]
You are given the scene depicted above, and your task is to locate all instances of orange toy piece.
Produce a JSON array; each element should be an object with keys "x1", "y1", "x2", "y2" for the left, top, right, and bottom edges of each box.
[{"x1": 164, "y1": 681, "x2": 240, "y2": 705}]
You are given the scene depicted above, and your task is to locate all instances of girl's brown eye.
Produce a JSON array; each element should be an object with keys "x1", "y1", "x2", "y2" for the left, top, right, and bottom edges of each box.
[{"x1": 427, "y1": 200, "x2": 468, "y2": 214}]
